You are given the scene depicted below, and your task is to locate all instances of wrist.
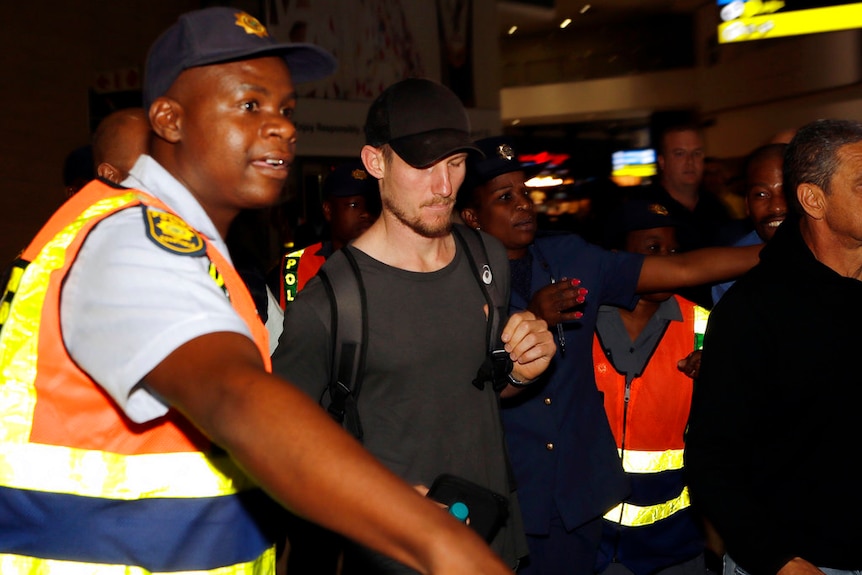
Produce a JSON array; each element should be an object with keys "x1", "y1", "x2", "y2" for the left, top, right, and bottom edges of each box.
[{"x1": 507, "y1": 372, "x2": 536, "y2": 387}]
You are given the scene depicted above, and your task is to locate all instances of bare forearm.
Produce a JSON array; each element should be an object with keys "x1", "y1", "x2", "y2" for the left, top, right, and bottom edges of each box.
[{"x1": 147, "y1": 333, "x2": 511, "y2": 575}]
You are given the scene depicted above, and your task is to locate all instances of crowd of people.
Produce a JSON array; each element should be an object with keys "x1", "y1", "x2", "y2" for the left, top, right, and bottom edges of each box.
[{"x1": 2, "y1": 6, "x2": 861, "y2": 575}]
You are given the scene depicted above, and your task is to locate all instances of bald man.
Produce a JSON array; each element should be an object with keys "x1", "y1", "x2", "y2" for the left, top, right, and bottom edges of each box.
[{"x1": 92, "y1": 107, "x2": 151, "y2": 184}]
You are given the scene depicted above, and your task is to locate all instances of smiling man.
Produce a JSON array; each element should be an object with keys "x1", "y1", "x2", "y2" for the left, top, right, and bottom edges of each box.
[
  {"x1": 0, "y1": 9, "x2": 517, "y2": 575},
  {"x1": 712, "y1": 143, "x2": 788, "y2": 303}
]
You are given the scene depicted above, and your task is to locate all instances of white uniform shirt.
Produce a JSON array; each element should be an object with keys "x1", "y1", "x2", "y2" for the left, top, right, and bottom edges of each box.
[{"x1": 61, "y1": 155, "x2": 252, "y2": 423}]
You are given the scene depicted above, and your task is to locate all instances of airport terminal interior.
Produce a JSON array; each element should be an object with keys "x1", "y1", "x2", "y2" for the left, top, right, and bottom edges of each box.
[{"x1": 4, "y1": 0, "x2": 862, "y2": 262}]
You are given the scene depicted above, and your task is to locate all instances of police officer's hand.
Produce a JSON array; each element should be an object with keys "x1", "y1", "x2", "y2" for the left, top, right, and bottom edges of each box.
[
  {"x1": 527, "y1": 278, "x2": 587, "y2": 327},
  {"x1": 677, "y1": 350, "x2": 702, "y2": 379}
]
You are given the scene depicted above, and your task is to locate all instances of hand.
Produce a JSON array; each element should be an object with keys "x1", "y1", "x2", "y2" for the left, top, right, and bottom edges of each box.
[
  {"x1": 677, "y1": 350, "x2": 702, "y2": 379},
  {"x1": 777, "y1": 558, "x2": 826, "y2": 575},
  {"x1": 527, "y1": 278, "x2": 587, "y2": 327},
  {"x1": 501, "y1": 310, "x2": 556, "y2": 384}
]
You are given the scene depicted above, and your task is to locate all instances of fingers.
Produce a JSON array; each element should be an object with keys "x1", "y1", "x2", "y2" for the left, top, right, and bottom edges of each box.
[
  {"x1": 533, "y1": 279, "x2": 588, "y2": 324},
  {"x1": 676, "y1": 350, "x2": 702, "y2": 379},
  {"x1": 501, "y1": 311, "x2": 557, "y2": 381},
  {"x1": 553, "y1": 279, "x2": 588, "y2": 312}
]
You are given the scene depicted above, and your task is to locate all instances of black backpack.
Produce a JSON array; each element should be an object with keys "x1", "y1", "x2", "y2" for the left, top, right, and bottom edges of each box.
[{"x1": 316, "y1": 225, "x2": 511, "y2": 441}]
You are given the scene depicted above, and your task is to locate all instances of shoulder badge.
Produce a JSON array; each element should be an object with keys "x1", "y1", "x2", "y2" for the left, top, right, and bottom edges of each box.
[{"x1": 142, "y1": 206, "x2": 206, "y2": 256}]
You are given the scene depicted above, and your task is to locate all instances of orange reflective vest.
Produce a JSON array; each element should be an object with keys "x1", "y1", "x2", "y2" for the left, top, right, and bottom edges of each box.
[
  {"x1": 592, "y1": 297, "x2": 708, "y2": 575},
  {"x1": 0, "y1": 179, "x2": 275, "y2": 575},
  {"x1": 278, "y1": 241, "x2": 326, "y2": 309}
]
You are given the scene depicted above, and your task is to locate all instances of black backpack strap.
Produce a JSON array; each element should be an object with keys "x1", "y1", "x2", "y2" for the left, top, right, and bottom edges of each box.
[
  {"x1": 452, "y1": 225, "x2": 512, "y2": 392},
  {"x1": 317, "y1": 248, "x2": 367, "y2": 441}
]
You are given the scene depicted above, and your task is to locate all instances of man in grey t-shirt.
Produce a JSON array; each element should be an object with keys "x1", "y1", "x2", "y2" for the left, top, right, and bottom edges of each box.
[{"x1": 273, "y1": 78, "x2": 556, "y2": 573}]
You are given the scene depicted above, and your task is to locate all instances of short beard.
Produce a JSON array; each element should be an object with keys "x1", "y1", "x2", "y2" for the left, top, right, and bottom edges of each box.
[{"x1": 383, "y1": 196, "x2": 453, "y2": 238}]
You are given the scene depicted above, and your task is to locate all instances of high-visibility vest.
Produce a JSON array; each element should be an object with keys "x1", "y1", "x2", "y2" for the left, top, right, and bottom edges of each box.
[
  {"x1": 0, "y1": 179, "x2": 275, "y2": 575},
  {"x1": 592, "y1": 297, "x2": 708, "y2": 574},
  {"x1": 279, "y1": 242, "x2": 326, "y2": 309}
]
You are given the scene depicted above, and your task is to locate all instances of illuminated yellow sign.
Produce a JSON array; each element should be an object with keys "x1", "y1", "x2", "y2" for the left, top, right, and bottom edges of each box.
[{"x1": 719, "y1": 2, "x2": 862, "y2": 43}]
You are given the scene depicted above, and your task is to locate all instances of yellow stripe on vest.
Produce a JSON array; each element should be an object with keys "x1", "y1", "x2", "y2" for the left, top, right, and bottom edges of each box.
[
  {"x1": 603, "y1": 486, "x2": 691, "y2": 526},
  {"x1": 0, "y1": 442, "x2": 253, "y2": 499},
  {"x1": 0, "y1": 546, "x2": 275, "y2": 575},
  {"x1": 619, "y1": 448, "x2": 684, "y2": 474}
]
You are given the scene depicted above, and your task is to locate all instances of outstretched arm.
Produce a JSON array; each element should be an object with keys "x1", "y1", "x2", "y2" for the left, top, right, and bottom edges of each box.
[
  {"x1": 636, "y1": 244, "x2": 761, "y2": 294},
  {"x1": 145, "y1": 332, "x2": 512, "y2": 575}
]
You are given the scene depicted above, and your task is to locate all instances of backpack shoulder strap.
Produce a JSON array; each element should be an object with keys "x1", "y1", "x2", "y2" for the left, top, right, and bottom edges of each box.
[
  {"x1": 452, "y1": 225, "x2": 512, "y2": 391},
  {"x1": 316, "y1": 247, "x2": 367, "y2": 441},
  {"x1": 452, "y1": 224, "x2": 506, "y2": 351}
]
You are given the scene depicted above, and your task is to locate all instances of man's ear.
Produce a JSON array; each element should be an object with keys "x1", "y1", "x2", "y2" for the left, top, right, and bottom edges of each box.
[
  {"x1": 361, "y1": 145, "x2": 385, "y2": 179},
  {"x1": 460, "y1": 207, "x2": 480, "y2": 230},
  {"x1": 798, "y1": 184, "x2": 825, "y2": 219},
  {"x1": 322, "y1": 199, "x2": 333, "y2": 223},
  {"x1": 96, "y1": 162, "x2": 121, "y2": 184},
  {"x1": 149, "y1": 98, "x2": 182, "y2": 144}
]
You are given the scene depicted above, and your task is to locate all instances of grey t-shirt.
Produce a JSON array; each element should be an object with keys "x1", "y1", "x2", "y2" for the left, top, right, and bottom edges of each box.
[{"x1": 272, "y1": 231, "x2": 527, "y2": 566}]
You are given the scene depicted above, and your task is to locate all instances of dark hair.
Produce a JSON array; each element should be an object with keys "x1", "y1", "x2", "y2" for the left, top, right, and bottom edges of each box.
[
  {"x1": 742, "y1": 143, "x2": 787, "y2": 183},
  {"x1": 455, "y1": 172, "x2": 482, "y2": 211},
  {"x1": 784, "y1": 119, "x2": 862, "y2": 215}
]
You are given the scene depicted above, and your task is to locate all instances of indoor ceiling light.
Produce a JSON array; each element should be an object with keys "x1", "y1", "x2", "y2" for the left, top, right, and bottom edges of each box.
[
  {"x1": 560, "y1": 18, "x2": 572, "y2": 28},
  {"x1": 508, "y1": 25, "x2": 518, "y2": 35},
  {"x1": 580, "y1": 4, "x2": 591, "y2": 14}
]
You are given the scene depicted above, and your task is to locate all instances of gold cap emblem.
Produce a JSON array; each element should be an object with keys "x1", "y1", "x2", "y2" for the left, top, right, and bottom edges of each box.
[
  {"x1": 648, "y1": 203, "x2": 670, "y2": 216},
  {"x1": 351, "y1": 169, "x2": 367, "y2": 181},
  {"x1": 235, "y1": 12, "x2": 269, "y2": 38},
  {"x1": 496, "y1": 144, "x2": 515, "y2": 161}
]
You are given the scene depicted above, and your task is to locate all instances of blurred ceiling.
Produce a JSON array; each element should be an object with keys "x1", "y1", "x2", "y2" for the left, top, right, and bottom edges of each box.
[{"x1": 498, "y1": 0, "x2": 705, "y2": 35}]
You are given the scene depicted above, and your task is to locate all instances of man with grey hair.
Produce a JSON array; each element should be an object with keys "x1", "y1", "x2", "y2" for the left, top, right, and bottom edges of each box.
[{"x1": 685, "y1": 119, "x2": 862, "y2": 575}]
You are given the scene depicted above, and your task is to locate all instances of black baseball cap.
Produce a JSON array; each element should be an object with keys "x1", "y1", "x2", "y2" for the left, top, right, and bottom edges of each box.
[
  {"x1": 364, "y1": 78, "x2": 482, "y2": 169},
  {"x1": 323, "y1": 160, "x2": 377, "y2": 198},
  {"x1": 143, "y1": 7, "x2": 337, "y2": 108}
]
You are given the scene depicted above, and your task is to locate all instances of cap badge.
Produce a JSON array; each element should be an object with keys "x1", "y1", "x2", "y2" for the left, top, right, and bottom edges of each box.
[
  {"x1": 496, "y1": 144, "x2": 515, "y2": 161},
  {"x1": 648, "y1": 203, "x2": 670, "y2": 216},
  {"x1": 351, "y1": 169, "x2": 368, "y2": 181},
  {"x1": 234, "y1": 12, "x2": 269, "y2": 38}
]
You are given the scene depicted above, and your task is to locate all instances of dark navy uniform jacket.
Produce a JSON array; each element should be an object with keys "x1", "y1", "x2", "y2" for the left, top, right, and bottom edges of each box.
[{"x1": 501, "y1": 233, "x2": 643, "y2": 535}]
